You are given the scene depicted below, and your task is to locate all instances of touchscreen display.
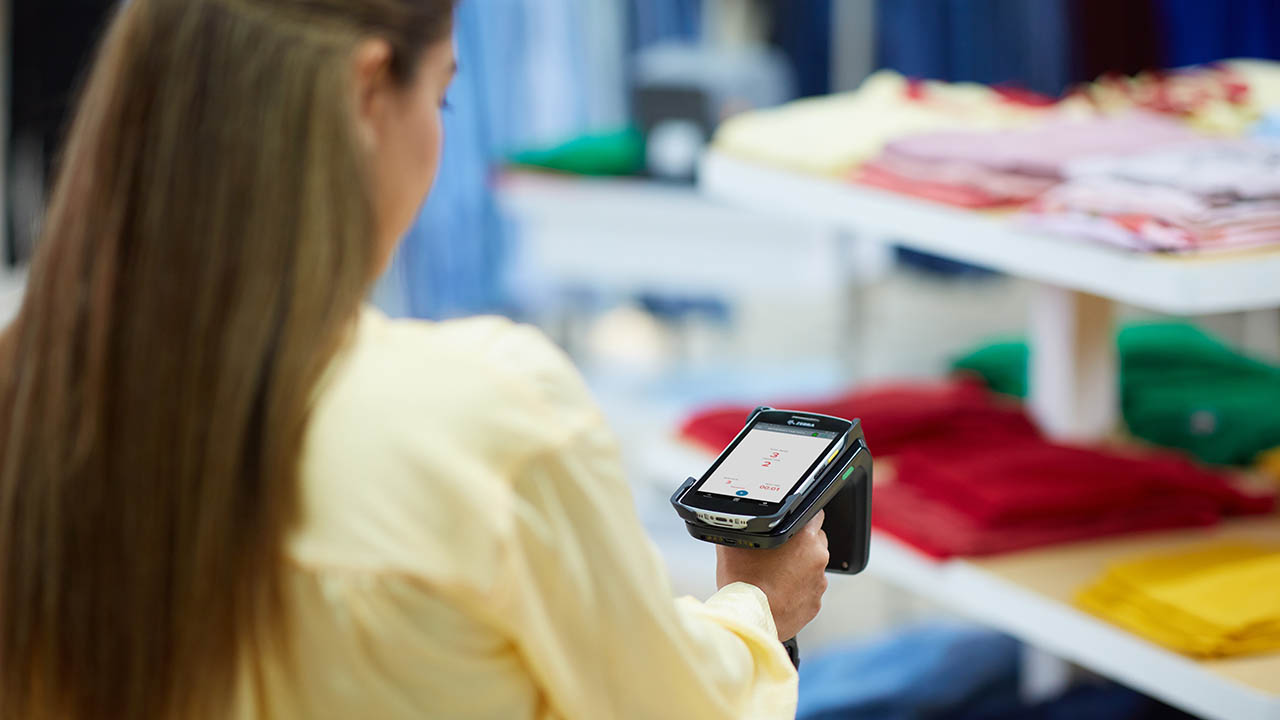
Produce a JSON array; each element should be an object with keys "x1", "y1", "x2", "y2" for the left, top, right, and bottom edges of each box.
[{"x1": 700, "y1": 422, "x2": 839, "y2": 504}]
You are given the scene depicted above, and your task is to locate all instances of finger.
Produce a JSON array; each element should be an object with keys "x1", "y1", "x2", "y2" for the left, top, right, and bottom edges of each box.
[
  {"x1": 816, "y1": 528, "x2": 828, "y2": 551},
  {"x1": 809, "y1": 509, "x2": 826, "y2": 533}
]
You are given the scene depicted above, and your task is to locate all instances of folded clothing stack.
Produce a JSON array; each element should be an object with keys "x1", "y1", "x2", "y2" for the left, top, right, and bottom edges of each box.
[
  {"x1": 711, "y1": 58, "x2": 1280, "y2": 184},
  {"x1": 852, "y1": 113, "x2": 1205, "y2": 208},
  {"x1": 1069, "y1": 59, "x2": 1280, "y2": 136},
  {"x1": 710, "y1": 70, "x2": 1052, "y2": 176},
  {"x1": 875, "y1": 443, "x2": 1270, "y2": 559},
  {"x1": 679, "y1": 380, "x2": 1275, "y2": 559},
  {"x1": 1024, "y1": 140, "x2": 1280, "y2": 253},
  {"x1": 1077, "y1": 543, "x2": 1280, "y2": 658}
]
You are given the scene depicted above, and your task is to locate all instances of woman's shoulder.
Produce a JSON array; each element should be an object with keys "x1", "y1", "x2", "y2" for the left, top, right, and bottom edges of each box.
[
  {"x1": 343, "y1": 306, "x2": 598, "y2": 433},
  {"x1": 308, "y1": 306, "x2": 601, "y2": 474},
  {"x1": 291, "y1": 307, "x2": 605, "y2": 579}
]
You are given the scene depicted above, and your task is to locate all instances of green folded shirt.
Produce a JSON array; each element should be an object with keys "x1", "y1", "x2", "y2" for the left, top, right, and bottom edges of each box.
[
  {"x1": 508, "y1": 128, "x2": 646, "y2": 177},
  {"x1": 952, "y1": 323, "x2": 1280, "y2": 466}
]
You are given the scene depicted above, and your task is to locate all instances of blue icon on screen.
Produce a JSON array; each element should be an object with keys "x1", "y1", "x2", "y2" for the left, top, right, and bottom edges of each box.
[{"x1": 735, "y1": 490, "x2": 749, "y2": 496}]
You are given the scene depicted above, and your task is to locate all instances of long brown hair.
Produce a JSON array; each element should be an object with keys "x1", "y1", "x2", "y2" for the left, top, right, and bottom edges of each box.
[{"x1": 0, "y1": 1, "x2": 454, "y2": 717}]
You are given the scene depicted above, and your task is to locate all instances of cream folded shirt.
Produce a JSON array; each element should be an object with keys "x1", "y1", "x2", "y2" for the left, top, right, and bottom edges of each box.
[{"x1": 234, "y1": 307, "x2": 797, "y2": 719}]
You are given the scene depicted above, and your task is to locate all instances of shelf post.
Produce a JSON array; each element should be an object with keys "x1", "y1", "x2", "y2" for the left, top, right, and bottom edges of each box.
[
  {"x1": 1240, "y1": 308, "x2": 1280, "y2": 362},
  {"x1": 1028, "y1": 285, "x2": 1118, "y2": 440}
]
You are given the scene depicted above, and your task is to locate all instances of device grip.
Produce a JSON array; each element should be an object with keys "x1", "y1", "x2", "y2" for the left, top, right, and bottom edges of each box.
[
  {"x1": 783, "y1": 437, "x2": 872, "y2": 574},
  {"x1": 783, "y1": 637, "x2": 800, "y2": 669},
  {"x1": 821, "y1": 454, "x2": 872, "y2": 574}
]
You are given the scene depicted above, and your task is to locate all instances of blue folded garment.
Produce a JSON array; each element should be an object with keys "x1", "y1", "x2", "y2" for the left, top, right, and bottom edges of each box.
[
  {"x1": 799, "y1": 623, "x2": 1192, "y2": 720},
  {"x1": 797, "y1": 623, "x2": 1022, "y2": 720}
]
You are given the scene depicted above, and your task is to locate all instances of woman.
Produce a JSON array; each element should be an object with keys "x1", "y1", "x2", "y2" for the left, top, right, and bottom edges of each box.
[{"x1": 0, "y1": 1, "x2": 830, "y2": 718}]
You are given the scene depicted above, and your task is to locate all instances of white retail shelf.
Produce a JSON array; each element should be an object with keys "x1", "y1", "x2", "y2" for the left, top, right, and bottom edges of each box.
[
  {"x1": 497, "y1": 170, "x2": 891, "y2": 299},
  {"x1": 701, "y1": 151, "x2": 1280, "y2": 317}
]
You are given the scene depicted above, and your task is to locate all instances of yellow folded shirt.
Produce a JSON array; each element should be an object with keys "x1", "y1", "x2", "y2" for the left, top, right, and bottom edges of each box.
[
  {"x1": 712, "y1": 70, "x2": 1049, "y2": 176},
  {"x1": 1253, "y1": 446, "x2": 1280, "y2": 487},
  {"x1": 1076, "y1": 542, "x2": 1280, "y2": 658}
]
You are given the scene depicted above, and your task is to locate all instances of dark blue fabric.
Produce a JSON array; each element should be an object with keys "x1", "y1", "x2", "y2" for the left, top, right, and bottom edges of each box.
[
  {"x1": 1156, "y1": 0, "x2": 1280, "y2": 67},
  {"x1": 874, "y1": 0, "x2": 1280, "y2": 96},
  {"x1": 797, "y1": 624, "x2": 1192, "y2": 720},
  {"x1": 956, "y1": 683, "x2": 1197, "y2": 720},
  {"x1": 768, "y1": 0, "x2": 833, "y2": 98},
  {"x1": 874, "y1": 0, "x2": 1072, "y2": 97},
  {"x1": 875, "y1": 0, "x2": 953, "y2": 83},
  {"x1": 628, "y1": 0, "x2": 702, "y2": 50},
  {"x1": 796, "y1": 623, "x2": 1022, "y2": 720},
  {"x1": 1023, "y1": 0, "x2": 1073, "y2": 97}
]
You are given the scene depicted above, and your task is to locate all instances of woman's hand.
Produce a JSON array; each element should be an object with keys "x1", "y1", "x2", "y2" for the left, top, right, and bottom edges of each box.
[{"x1": 715, "y1": 510, "x2": 829, "y2": 641}]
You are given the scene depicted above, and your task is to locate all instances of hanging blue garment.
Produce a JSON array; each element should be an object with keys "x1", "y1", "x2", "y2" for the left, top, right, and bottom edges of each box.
[
  {"x1": 469, "y1": 0, "x2": 590, "y2": 154},
  {"x1": 629, "y1": 0, "x2": 702, "y2": 50},
  {"x1": 471, "y1": 0, "x2": 529, "y2": 155},
  {"x1": 575, "y1": 0, "x2": 629, "y2": 131},
  {"x1": 769, "y1": 0, "x2": 833, "y2": 98},
  {"x1": 519, "y1": 0, "x2": 591, "y2": 147},
  {"x1": 874, "y1": 0, "x2": 1072, "y2": 97},
  {"x1": 380, "y1": 0, "x2": 510, "y2": 319},
  {"x1": 1024, "y1": 0, "x2": 1072, "y2": 97},
  {"x1": 796, "y1": 623, "x2": 1022, "y2": 720},
  {"x1": 947, "y1": 0, "x2": 997, "y2": 86},
  {"x1": 874, "y1": 0, "x2": 952, "y2": 83}
]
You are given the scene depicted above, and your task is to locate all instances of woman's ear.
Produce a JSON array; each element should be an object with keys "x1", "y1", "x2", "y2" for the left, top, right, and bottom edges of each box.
[{"x1": 350, "y1": 38, "x2": 395, "y2": 151}]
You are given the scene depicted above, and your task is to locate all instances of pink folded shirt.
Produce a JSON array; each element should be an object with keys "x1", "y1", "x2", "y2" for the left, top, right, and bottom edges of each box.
[
  {"x1": 1065, "y1": 140, "x2": 1280, "y2": 200},
  {"x1": 854, "y1": 154, "x2": 1059, "y2": 207},
  {"x1": 882, "y1": 112, "x2": 1207, "y2": 179}
]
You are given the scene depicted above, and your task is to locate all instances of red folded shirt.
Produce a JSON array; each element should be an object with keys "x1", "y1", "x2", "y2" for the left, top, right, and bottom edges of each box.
[
  {"x1": 892, "y1": 442, "x2": 1269, "y2": 527},
  {"x1": 871, "y1": 482, "x2": 1221, "y2": 559},
  {"x1": 851, "y1": 164, "x2": 1019, "y2": 208},
  {"x1": 678, "y1": 379, "x2": 1040, "y2": 458},
  {"x1": 680, "y1": 380, "x2": 1276, "y2": 560}
]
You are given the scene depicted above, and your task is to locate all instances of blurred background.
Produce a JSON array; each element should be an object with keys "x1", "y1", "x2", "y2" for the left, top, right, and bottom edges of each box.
[{"x1": 8, "y1": 2, "x2": 1280, "y2": 719}]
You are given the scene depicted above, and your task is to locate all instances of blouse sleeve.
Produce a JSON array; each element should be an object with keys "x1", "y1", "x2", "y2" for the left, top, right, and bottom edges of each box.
[{"x1": 482, "y1": 420, "x2": 798, "y2": 720}]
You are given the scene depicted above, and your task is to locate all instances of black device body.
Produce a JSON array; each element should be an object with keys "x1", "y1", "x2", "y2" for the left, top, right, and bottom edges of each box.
[{"x1": 671, "y1": 408, "x2": 872, "y2": 574}]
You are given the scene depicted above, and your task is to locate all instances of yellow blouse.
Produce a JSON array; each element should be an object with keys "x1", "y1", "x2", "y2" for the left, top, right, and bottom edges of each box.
[{"x1": 235, "y1": 308, "x2": 797, "y2": 719}]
